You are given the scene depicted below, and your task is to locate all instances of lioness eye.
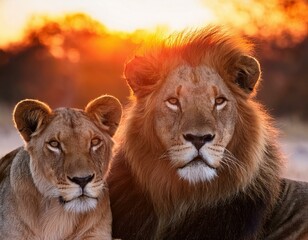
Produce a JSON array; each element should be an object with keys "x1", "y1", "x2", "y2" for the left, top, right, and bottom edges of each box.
[
  {"x1": 49, "y1": 140, "x2": 60, "y2": 148},
  {"x1": 47, "y1": 140, "x2": 61, "y2": 153},
  {"x1": 91, "y1": 138, "x2": 101, "y2": 147}
]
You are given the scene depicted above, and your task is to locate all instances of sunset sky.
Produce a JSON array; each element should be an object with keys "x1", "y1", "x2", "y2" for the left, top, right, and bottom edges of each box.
[
  {"x1": 0, "y1": 0, "x2": 307, "y2": 47},
  {"x1": 0, "y1": 0, "x2": 216, "y2": 46}
]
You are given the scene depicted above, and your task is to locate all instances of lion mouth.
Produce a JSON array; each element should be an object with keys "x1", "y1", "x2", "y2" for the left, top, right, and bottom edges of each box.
[
  {"x1": 59, "y1": 195, "x2": 97, "y2": 205},
  {"x1": 179, "y1": 156, "x2": 216, "y2": 170}
]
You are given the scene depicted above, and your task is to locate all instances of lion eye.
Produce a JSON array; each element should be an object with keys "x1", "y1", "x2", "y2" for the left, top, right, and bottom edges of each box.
[
  {"x1": 91, "y1": 138, "x2": 103, "y2": 151},
  {"x1": 215, "y1": 97, "x2": 227, "y2": 110},
  {"x1": 215, "y1": 97, "x2": 227, "y2": 105},
  {"x1": 49, "y1": 140, "x2": 60, "y2": 148},
  {"x1": 167, "y1": 98, "x2": 179, "y2": 105},
  {"x1": 91, "y1": 138, "x2": 101, "y2": 146},
  {"x1": 166, "y1": 97, "x2": 180, "y2": 111}
]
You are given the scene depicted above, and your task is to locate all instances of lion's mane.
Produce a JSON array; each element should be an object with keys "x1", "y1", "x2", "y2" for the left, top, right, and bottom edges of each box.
[{"x1": 109, "y1": 27, "x2": 305, "y2": 240}]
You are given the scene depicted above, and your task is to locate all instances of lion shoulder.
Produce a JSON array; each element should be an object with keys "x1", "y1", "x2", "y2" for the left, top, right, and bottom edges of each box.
[{"x1": 264, "y1": 179, "x2": 308, "y2": 239}]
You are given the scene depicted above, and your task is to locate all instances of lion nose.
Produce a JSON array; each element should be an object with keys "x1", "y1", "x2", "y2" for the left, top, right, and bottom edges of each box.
[
  {"x1": 183, "y1": 133, "x2": 215, "y2": 150},
  {"x1": 68, "y1": 174, "x2": 94, "y2": 189}
]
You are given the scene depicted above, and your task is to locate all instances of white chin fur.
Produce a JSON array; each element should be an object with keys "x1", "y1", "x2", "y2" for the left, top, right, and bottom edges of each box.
[
  {"x1": 63, "y1": 197, "x2": 97, "y2": 213},
  {"x1": 177, "y1": 162, "x2": 217, "y2": 184}
]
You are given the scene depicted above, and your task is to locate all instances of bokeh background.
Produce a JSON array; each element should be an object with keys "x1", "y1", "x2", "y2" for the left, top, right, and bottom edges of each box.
[{"x1": 0, "y1": 0, "x2": 307, "y2": 181}]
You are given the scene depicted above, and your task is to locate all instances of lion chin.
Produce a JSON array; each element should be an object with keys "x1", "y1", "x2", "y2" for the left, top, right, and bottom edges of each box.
[
  {"x1": 177, "y1": 156, "x2": 218, "y2": 184},
  {"x1": 59, "y1": 196, "x2": 98, "y2": 213}
]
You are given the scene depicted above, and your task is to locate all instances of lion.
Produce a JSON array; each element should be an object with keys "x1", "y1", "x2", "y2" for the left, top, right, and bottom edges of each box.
[
  {"x1": 0, "y1": 95, "x2": 122, "y2": 240},
  {"x1": 108, "y1": 27, "x2": 308, "y2": 240}
]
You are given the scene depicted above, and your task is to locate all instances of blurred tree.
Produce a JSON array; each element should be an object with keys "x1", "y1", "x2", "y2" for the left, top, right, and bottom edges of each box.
[
  {"x1": 0, "y1": 13, "x2": 307, "y2": 120},
  {"x1": 258, "y1": 38, "x2": 308, "y2": 119},
  {"x1": 0, "y1": 14, "x2": 135, "y2": 108}
]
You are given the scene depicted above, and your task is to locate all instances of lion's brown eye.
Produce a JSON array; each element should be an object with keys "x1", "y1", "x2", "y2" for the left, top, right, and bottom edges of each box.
[
  {"x1": 166, "y1": 97, "x2": 180, "y2": 111},
  {"x1": 91, "y1": 138, "x2": 101, "y2": 147},
  {"x1": 215, "y1": 97, "x2": 227, "y2": 106},
  {"x1": 49, "y1": 140, "x2": 60, "y2": 148},
  {"x1": 167, "y1": 98, "x2": 179, "y2": 105}
]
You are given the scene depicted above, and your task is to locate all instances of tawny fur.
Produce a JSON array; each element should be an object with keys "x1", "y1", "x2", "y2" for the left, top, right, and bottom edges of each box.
[
  {"x1": 108, "y1": 27, "x2": 308, "y2": 240},
  {"x1": 0, "y1": 95, "x2": 122, "y2": 240}
]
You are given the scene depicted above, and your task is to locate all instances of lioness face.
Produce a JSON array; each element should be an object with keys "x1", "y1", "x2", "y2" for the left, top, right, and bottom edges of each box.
[
  {"x1": 14, "y1": 95, "x2": 122, "y2": 213},
  {"x1": 155, "y1": 64, "x2": 237, "y2": 184},
  {"x1": 27, "y1": 110, "x2": 112, "y2": 213}
]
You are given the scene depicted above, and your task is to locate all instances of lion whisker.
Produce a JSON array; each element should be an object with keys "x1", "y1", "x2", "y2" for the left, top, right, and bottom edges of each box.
[
  {"x1": 159, "y1": 150, "x2": 171, "y2": 160},
  {"x1": 159, "y1": 146, "x2": 192, "y2": 160},
  {"x1": 222, "y1": 156, "x2": 248, "y2": 177},
  {"x1": 206, "y1": 146, "x2": 225, "y2": 153},
  {"x1": 220, "y1": 149, "x2": 248, "y2": 177}
]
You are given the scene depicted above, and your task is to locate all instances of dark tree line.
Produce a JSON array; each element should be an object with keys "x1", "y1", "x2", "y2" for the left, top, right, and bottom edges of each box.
[{"x1": 0, "y1": 14, "x2": 307, "y2": 119}]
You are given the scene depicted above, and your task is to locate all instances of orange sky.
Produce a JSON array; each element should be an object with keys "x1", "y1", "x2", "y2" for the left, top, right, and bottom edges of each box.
[
  {"x1": 0, "y1": 0, "x2": 307, "y2": 47},
  {"x1": 0, "y1": 0, "x2": 216, "y2": 47}
]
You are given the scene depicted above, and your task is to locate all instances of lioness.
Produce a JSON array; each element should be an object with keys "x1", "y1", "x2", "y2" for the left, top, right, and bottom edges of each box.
[
  {"x1": 108, "y1": 27, "x2": 308, "y2": 239},
  {"x1": 0, "y1": 95, "x2": 122, "y2": 240}
]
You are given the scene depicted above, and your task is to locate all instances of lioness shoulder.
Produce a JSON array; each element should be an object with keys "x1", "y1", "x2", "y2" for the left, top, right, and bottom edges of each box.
[{"x1": 0, "y1": 95, "x2": 122, "y2": 240}]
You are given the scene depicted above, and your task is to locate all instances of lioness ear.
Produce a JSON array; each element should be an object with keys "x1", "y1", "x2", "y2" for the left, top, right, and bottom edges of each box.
[
  {"x1": 125, "y1": 56, "x2": 159, "y2": 97},
  {"x1": 13, "y1": 99, "x2": 52, "y2": 142},
  {"x1": 85, "y1": 95, "x2": 122, "y2": 137},
  {"x1": 235, "y1": 55, "x2": 261, "y2": 94}
]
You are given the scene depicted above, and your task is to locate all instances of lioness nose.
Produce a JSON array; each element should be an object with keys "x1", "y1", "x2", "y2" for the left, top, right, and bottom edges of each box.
[
  {"x1": 183, "y1": 133, "x2": 215, "y2": 150},
  {"x1": 68, "y1": 174, "x2": 94, "y2": 188}
]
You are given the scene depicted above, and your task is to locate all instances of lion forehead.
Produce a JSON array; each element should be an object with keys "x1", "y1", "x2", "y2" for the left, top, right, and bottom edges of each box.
[
  {"x1": 168, "y1": 64, "x2": 219, "y2": 82},
  {"x1": 163, "y1": 64, "x2": 230, "y2": 99}
]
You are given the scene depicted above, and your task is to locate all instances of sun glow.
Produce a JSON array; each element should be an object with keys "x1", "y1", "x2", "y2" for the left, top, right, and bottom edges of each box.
[
  {"x1": 0, "y1": 0, "x2": 307, "y2": 47},
  {"x1": 0, "y1": 0, "x2": 215, "y2": 47}
]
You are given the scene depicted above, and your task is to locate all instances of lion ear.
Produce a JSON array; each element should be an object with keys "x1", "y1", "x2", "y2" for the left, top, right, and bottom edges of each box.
[
  {"x1": 13, "y1": 99, "x2": 52, "y2": 142},
  {"x1": 85, "y1": 95, "x2": 122, "y2": 137},
  {"x1": 124, "y1": 56, "x2": 159, "y2": 97},
  {"x1": 235, "y1": 55, "x2": 261, "y2": 94}
]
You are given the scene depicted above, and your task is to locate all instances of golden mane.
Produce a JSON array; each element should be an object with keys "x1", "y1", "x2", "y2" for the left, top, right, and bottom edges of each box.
[
  {"x1": 125, "y1": 27, "x2": 256, "y2": 97},
  {"x1": 117, "y1": 27, "x2": 281, "y2": 214},
  {"x1": 109, "y1": 27, "x2": 293, "y2": 240}
]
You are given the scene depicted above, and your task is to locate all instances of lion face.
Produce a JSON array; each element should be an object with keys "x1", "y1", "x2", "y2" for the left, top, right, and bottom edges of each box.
[
  {"x1": 14, "y1": 95, "x2": 122, "y2": 213},
  {"x1": 154, "y1": 64, "x2": 237, "y2": 184},
  {"x1": 124, "y1": 28, "x2": 262, "y2": 188}
]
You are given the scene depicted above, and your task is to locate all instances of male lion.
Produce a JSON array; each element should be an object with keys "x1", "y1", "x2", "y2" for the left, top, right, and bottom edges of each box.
[
  {"x1": 108, "y1": 27, "x2": 308, "y2": 240},
  {"x1": 0, "y1": 95, "x2": 122, "y2": 240}
]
